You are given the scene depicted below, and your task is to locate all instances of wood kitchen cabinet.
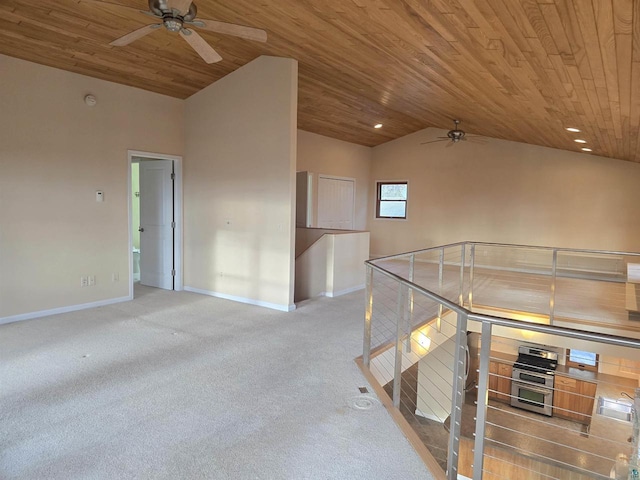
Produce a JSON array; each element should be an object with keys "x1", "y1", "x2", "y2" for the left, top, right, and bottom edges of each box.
[
  {"x1": 553, "y1": 375, "x2": 597, "y2": 424},
  {"x1": 488, "y1": 360, "x2": 512, "y2": 403}
]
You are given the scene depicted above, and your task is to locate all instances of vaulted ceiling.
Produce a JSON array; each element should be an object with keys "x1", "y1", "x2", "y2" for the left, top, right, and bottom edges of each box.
[{"x1": 2, "y1": 0, "x2": 640, "y2": 163}]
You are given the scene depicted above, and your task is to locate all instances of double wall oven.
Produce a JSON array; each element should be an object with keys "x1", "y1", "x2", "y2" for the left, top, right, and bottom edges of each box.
[{"x1": 510, "y1": 346, "x2": 558, "y2": 416}]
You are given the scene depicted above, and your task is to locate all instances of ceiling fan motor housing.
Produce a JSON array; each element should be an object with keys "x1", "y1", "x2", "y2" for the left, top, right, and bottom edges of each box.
[
  {"x1": 448, "y1": 130, "x2": 465, "y2": 142},
  {"x1": 149, "y1": 0, "x2": 198, "y2": 24}
]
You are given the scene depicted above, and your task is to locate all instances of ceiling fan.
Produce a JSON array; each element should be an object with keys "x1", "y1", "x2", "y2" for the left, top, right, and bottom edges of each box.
[
  {"x1": 421, "y1": 120, "x2": 485, "y2": 147},
  {"x1": 106, "y1": 0, "x2": 268, "y2": 64}
]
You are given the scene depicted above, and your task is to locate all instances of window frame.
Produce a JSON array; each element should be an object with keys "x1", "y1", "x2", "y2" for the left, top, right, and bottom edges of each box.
[
  {"x1": 375, "y1": 180, "x2": 408, "y2": 220},
  {"x1": 565, "y1": 348, "x2": 599, "y2": 372}
]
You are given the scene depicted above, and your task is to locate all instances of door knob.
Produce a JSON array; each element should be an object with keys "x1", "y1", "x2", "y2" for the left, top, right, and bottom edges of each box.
[{"x1": 138, "y1": 227, "x2": 144, "y2": 232}]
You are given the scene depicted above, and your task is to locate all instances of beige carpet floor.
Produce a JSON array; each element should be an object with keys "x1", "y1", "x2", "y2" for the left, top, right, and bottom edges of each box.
[{"x1": 0, "y1": 285, "x2": 433, "y2": 480}]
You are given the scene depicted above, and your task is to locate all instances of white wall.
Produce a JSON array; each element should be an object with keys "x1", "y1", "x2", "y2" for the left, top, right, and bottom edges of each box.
[
  {"x1": 0, "y1": 55, "x2": 184, "y2": 321},
  {"x1": 369, "y1": 128, "x2": 640, "y2": 257},
  {"x1": 297, "y1": 130, "x2": 372, "y2": 230},
  {"x1": 294, "y1": 231, "x2": 369, "y2": 302},
  {"x1": 184, "y1": 56, "x2": 298, "y2": 311}
]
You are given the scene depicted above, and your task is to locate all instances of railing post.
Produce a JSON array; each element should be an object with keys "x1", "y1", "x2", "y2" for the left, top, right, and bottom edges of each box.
[
  {"x1": 447, "y1": 311, "x2": 469, "y2": 480},
  {"x1": 437, "y1": 247, "x2": 444, "y2": 333},
  {"x1": 550, "y1": 249, "x2": 558, "y2": 325},
  {"x1": 473, "y1": 320, "x2": 493, "y2": 480},
  {"x1": 459, "y1": 244, "x2": 465, "y2": 306},
  {"x1": 406, "y1": 254, "x2": 415, "y2": 353},
  {"x1": 469, "y1": 244, "x2": 476, "y2": 311},
  {"x1": 393, "y1": 284, "x2": 408, "y2": 408},
  {"x1": 363, "y1": 265, "x2": 373, "y2": 367},
  {"x1": 409, "y1": 253, "x2": 415, "y2": 283},
  {"x1": 630, "y1": 388, "x2": 640, "y2": 476}
]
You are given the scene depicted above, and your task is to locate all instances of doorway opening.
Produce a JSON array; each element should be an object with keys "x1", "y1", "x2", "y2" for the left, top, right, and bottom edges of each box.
[{"x1": 128, "y1": 150, "x2": 183, "y2": 298}]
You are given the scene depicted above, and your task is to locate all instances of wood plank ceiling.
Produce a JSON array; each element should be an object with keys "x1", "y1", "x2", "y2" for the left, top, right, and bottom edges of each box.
[{"x1": 1, "y1": 0, "x2": 639, "y2": 163}]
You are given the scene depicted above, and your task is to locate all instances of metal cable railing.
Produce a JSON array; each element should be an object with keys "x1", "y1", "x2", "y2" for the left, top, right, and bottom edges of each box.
[{"x1": 361, "y1": 242, "x2": 640, "y2": 480}]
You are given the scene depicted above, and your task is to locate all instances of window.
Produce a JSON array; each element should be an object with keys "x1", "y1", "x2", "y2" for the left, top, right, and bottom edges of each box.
[
  {"x1": 566, "y1": 349, "x2": 599, "y2": 372},
  {"x1": 376, "y1": 181, "x2": 407, "y2": 219}
]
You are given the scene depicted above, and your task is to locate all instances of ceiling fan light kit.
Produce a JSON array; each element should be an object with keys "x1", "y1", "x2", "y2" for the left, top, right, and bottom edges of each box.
[
  {"x1": 107, "y1": 0, "x2": 267, "y2": 64},
  {"x1": 421, "y1": 119, "x2": 484, "y2": 146}
]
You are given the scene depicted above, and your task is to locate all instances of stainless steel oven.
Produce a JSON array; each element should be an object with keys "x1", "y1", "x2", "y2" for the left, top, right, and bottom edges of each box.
[
  {"x1": 510, "y1": 346, "x2": 558, "y2": 417},
  {"x1": 511, "y1": 367, "x2": 554, "y2": 416}
]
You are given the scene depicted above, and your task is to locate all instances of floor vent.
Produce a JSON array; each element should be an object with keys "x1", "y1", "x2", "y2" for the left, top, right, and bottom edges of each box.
[
  {"x1": 359, "y1": 387, "x2": 369, "y2": 394},
  {"x1": 348, "y1": 394, "x2": 380, "y2": 411}
]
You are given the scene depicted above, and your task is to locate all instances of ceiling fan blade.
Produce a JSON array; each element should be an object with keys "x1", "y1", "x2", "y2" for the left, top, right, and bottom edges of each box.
[
  {"x1": 420, "y1": 138, "x2": 448, "y2": 145},
  {"x1": 180, "y1": 30, "x2": 222, "y2": 64},
  {"x1": 466, "y1": 137, "x2": 487, "y2": 144},
  {"x1": 192, "y1": 19, "x2": 267, "y2": 42},
  {"x1": 445, "y1": 141, "x2": 455, "y2": 147},
  {"x1": 110, "y1": 24, "x2": 160, "y2": 47},
  {"x1": 166, "y1": 0, "x2": 193, "y2": 15}
]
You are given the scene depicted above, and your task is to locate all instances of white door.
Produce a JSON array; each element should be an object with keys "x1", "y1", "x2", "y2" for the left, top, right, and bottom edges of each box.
[
  {"x1": 139, "y1": 160, "x2": 174, "y2": 290},
  {"x1": 317, "y1": 176, "x2": 355, "y2": 229}
]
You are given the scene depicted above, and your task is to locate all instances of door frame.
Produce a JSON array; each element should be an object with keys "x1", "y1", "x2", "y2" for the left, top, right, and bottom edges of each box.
[{"x1": 127, "y1": 150, "x2": 183, "y2": 298}]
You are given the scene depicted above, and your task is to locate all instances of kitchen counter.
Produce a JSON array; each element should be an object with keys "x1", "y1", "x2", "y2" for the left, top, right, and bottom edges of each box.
[{"x1": 489, "y1": 350, "x2": 517, "y2": 364}]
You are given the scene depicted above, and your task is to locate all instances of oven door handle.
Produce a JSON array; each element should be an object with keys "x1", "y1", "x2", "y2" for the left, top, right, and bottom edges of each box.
[{"x1": 513, "y1": 382, "x2": 553, "y2": 396}]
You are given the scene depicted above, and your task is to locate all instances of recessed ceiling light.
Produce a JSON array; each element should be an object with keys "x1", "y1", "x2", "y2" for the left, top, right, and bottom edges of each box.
[
  {"x1": 574, "y1": 139, "x2": 587, "y2": 144},
  {"x1": 566, "y1": 127, "x2": 581, "y2": 132},
  {"x1": 581, "y1": 148, "x2": 592, "y2": 152},
  {"x1": 374, "y1": 123, "x2": 383, "y2": 129}
]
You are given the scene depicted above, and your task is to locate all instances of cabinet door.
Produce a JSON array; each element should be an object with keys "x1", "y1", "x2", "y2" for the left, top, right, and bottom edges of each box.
[
  {"x1": 553, "y1": 376, "x2": 574, "y2": 419},
  {"x1": 575, "y1": 380, "x2": 597, "y2": 424},
  {"x1": 553, "y1": 376, "x2": 596, "y2": 424},
  {"x1": 496, "y1": 363, "x2": 513, "y2": 402},
  {"x1": 488, "y1": 361, "x2": 498, "y2": 400}
]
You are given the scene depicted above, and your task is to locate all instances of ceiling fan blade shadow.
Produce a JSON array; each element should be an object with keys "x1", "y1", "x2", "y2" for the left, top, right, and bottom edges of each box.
[
  {"x1": 110, "y1": 24, "x2": 160, "y2": 46},
  {"x1": 192, "y1": 19, "x2": 267, "y2": 42},
  {"x1": 445, "y1": 141, "x2": 455, "y2": 147},
  {"x1": 167, "y1": 0, "x2": 193, "y2": 15},
  {"x1": 180, "y1": 29, "x2": 222, "y2": 63}
]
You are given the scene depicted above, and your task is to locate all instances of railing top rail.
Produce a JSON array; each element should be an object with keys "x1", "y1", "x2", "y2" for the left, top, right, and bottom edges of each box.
[
  {"x1": 367, "y1": 241, "x2": 467, "y2": 263},
  {"x1": 367, "y1": 246, "x2": 640, "y2": 351},
  {"x1": 366, "y1": 261, "x2": 468, "y2": 316},
  {"x1": 368, "y1": 241, "x2": 640, "y2": 264},
  {"x1": 467, "y1": 312, "x2": 640, "y2": 349},
  {"x1": 467, "y1": 241, "x2": 640, "y2": 257}
]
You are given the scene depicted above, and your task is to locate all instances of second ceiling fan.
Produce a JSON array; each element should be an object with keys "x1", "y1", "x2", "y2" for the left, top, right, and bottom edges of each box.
[{"x1": 108, "y1": 0, "x2": 268, "y2": 64}]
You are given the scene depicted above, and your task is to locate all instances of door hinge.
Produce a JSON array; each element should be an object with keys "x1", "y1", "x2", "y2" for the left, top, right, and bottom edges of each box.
[
  {"x1": 171, "y1": 221, "x2": 175, "y2": 229},
  {"x1": 171, "y1": 172, "x2": 175, "y2": 180},
  {"x1": 171, "y1": 269, "x2": 176, "y2": 277}
]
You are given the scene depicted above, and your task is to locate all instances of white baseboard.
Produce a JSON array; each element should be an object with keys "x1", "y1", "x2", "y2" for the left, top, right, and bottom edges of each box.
[
  {"x1": 184, "y1": 286, "x2": 296, "y2": 312},
  {"x1": 0, "y1": 295, "x2": 133, "y2": 326},
  {"x1": 326, "y1": 284, "x2": 365, "y2": 297}
]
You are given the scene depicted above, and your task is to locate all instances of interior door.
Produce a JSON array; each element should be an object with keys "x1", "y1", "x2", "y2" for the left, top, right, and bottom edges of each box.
[
  {"x1": 139, "y1": 159, "x2": 174, "y2": 290},
  {"x1": 317, "y1": 176, "x2": 355, "y2": 229}
]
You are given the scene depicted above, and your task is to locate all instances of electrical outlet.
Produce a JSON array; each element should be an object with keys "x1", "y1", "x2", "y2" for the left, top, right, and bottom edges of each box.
[
  {"x1": 88, "y1": 275, "x2": 96, "y2": 286},
  {"x1": 112, "y1": 272, "x2": 119, "y2": 282},
  {"x1": 80, "y1": 276, "x2": 88, "y2": 287}
]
